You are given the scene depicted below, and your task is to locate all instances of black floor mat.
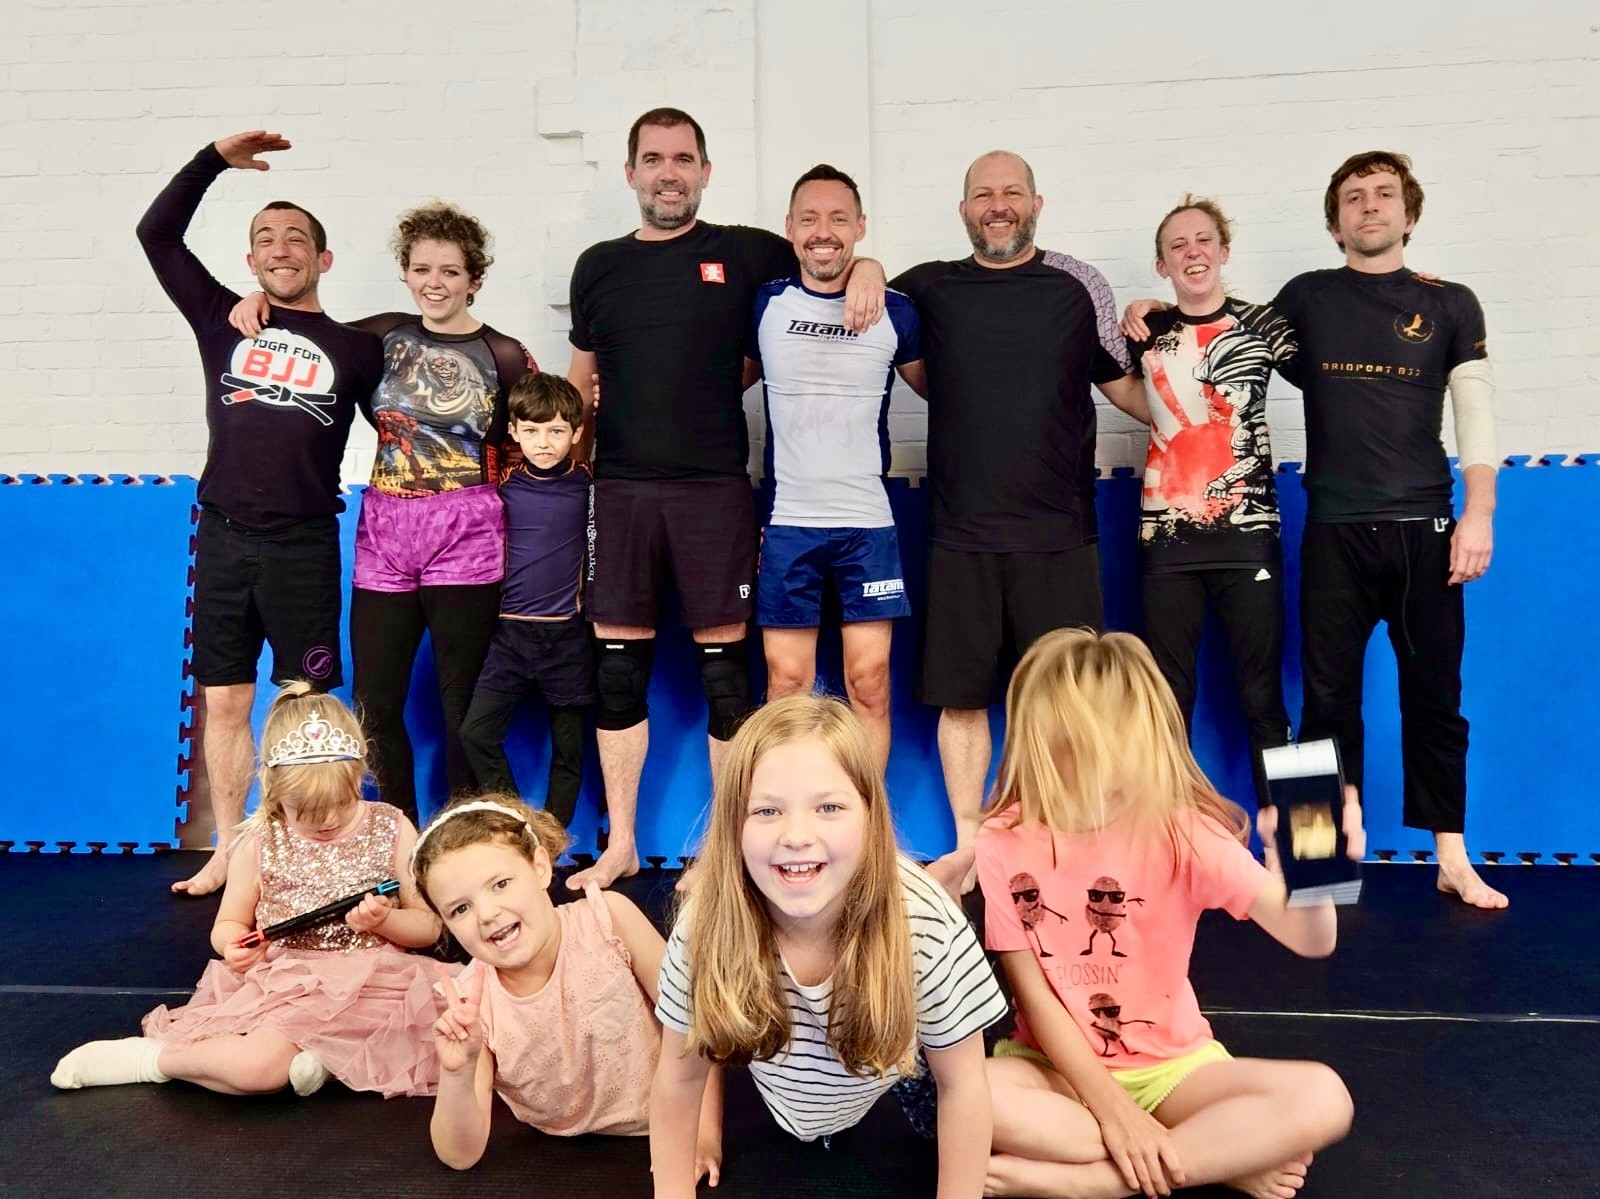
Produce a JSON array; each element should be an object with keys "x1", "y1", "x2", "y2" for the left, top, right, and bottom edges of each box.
[{"x1": 3, "y1": 854, "x2": 1594, "y2": 1197}]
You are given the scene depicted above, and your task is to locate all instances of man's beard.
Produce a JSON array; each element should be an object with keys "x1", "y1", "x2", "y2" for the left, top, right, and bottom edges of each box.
[
  {"x1": 640, "y1": 186, "x2": 700, "y2": 231},
  {"x1": 965, "y1": 207, "x2": 1037, "y2": 264},
  {"x1": 802, "y1": 241, "x2": 850, "y2": 282}
]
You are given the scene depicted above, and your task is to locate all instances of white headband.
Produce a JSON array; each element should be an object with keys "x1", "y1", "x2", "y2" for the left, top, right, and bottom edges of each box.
[{"x1": 410, "y1": 800, "x2": 535, "y2": 867}]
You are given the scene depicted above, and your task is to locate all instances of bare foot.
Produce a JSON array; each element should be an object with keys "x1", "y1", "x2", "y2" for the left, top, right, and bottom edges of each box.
[
  {"x1": 674, "y1": 857, "x2": 700, "y2": 893},
  {"x1": 1228, "y1": 1153, "x2": 1311, "y2": 1199},
  {"x1": 1436, "y1": 860, "x2": 1509, "y2": 909},
  {"x1": 925, "y1": 846, "x2": 976, "y2": 903},
  {"x1": 170, "y1": 847, "x2": 229, "y2": 896},
  {"x1": 566, "y1": 842, "x2": 640, "y2": 891}
]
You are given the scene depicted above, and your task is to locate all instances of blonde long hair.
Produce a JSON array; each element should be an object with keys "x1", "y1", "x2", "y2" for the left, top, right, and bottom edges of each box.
[
  {"x1": 245, "y1": 683, "x2": 369, "y2": 831},
  {"x1": 987, "y1": 630, "x2": 1248, "y2": 863},
  {"x1": 680, "y1": 695, "x2": 918, "y2": 1078}
]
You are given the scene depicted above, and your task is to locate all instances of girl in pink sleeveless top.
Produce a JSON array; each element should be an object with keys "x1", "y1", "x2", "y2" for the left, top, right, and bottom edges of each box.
[
  {"x1": 52, "y1": 684, "x2": 445, "y2": 1099},
  {"x1": 412, "y1": 795, "x2": 722, "y2": 1177}
]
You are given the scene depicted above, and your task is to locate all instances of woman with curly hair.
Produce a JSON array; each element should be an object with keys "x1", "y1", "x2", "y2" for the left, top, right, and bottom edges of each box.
[{"x1": 233, "y1": 202, "x2": 535, "y2": 822}]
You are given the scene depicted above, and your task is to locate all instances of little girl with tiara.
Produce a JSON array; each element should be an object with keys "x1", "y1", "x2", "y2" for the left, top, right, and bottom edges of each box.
[
  {"x1": 650, "y1": 694, "x2": 1009, "y2": 1199},
  {"x1": 52, "y1": 683, "x2": 444, "y2": 1098},
  {"x1": 977, "y1": 629, "x2": 1362, "y2": 1199},
  {"x1": 410, "y1": 794, "x2": 723, "y2": 1177}
]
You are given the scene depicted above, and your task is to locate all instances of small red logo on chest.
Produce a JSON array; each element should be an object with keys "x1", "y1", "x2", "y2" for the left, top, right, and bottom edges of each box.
[{"x1": 700, "y1": 262, "x2": 726, "y2": 284}]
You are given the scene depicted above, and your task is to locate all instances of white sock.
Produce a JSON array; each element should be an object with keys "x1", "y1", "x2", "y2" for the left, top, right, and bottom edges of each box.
[
  {"x1": 288, "y1": 1050, "x2": 328, "y2": 1097},
  {"x1": 50, "y1": 1037, "x2": 169, "y2": 1089}
]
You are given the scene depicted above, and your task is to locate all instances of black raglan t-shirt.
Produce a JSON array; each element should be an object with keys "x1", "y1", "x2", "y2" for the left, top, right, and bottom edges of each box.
[
  {"x1": 891, "y1": 252, "x2": 1132, "y2": 553},
  {"x1": 1270, "y1": 267, "x2": 1488, "y2": 523},
  {"x1": 1126, "y1": 299, "x2": 1297, "y2": 571},
  {"x1": 136, "y1": 145, "x2": 383, "y2": 531},
  {"x1": 569, "y1": 222, "x2": 794, "y2": 481}
]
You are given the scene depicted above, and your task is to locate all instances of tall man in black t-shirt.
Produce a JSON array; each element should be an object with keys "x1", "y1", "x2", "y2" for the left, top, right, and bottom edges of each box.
[
  {"x1": 891, "y1": 152, "x2": 1146, "y2": 868},
  {"x1": 138, "y1": 132, "x2": 382, "y2": 896},
  {"x1": 1272, "y1": 152, "x2": 1505, "y2": 909},
  {"x1": 564, "y1": 109, "x2": 885, "y2": 889}
]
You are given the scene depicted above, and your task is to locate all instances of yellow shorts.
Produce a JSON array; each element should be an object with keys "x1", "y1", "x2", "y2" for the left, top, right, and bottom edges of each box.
[{"x1": 993, "y1": 1038, "x2": 1233, "y2": 1112}]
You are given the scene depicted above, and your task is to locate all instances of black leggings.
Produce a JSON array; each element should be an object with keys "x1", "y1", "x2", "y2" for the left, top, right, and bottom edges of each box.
[
  {"x1": 1142, "y1": 565, "x2": 1291, "y2": 808},
  {"x1": 351, "y1": 584, "x2": 501, "y2": 823},
  {"x1": 459, "y1": 693, "x2": 587, "y2": 827}
]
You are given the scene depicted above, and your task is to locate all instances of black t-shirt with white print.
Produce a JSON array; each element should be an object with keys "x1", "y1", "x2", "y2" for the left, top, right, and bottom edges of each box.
[
  {"x1": 1270, "y1": 267, "x2": 1488, "y2": 523},
  {"x1": 136, "y1": 144, "x2": 383, "y2": 531},
  {"x1": 891, "y1": 252, "x2": 1132, "y2": 553},
  {"x1": 1126, "y1": 298, "x2": 1297, "y2": 572},
  {"x1": 569, "y1": 221, "x2": 795, "y2": 481}
]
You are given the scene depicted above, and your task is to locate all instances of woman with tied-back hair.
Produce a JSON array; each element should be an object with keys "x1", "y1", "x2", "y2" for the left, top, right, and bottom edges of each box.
[{"x1": 1118, "y1": 195, "x2": 1299, "y2": 811}]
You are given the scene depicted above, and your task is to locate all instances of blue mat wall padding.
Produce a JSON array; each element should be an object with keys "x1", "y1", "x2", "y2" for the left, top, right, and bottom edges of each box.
[
  {"x1": 2, "y1": 461, "x2": 1596, "y2": 861},
  {"x1": 0, "y1": 475, "x2": 196, "y2": 851}
]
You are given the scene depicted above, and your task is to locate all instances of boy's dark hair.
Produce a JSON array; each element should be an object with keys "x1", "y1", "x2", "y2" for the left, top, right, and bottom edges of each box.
[
  {"x1": 252, "y1": 201, "x2": 327, "y2": 252},
  {"x1": 1324, "y1": 150, "x2": 1425, "y2": 247},
  {"x1": 627, "y1": 107, "x2": 708, "y2": 166},
  {"x1": 508, "y1": 372, "x2": 584, "y2": 427},
  {"x1": 789, "y1": 164, "x2": 862, "y2": 212}
]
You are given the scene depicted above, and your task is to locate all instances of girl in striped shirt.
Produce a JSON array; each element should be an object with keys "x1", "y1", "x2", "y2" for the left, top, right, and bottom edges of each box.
[{"x1": 651, "y1": 695, "x2": 1008, "y2": 1198}]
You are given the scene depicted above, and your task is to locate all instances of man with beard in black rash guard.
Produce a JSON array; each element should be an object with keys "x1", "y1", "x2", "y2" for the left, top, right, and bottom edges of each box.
[
  {"x1": 891, "y1": 151, "x2": 1148, "y2": 881},
  {"x1": 137, "y1": 131, "x2": 382, "y2": 896},
  {"x1": 564, "y1": 108, "x2": 887, "y2": 890}
]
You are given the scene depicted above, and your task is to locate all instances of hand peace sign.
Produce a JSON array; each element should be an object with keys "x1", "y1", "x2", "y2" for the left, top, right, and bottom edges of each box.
[{"x1": 431, "y1": 962, "x2": 486, "y2": 1074}]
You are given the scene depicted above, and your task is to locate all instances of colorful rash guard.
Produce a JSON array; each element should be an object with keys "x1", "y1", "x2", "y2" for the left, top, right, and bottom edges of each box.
[
  {"x1": 1126, "y1": 299, "x2": 1298, "y2": 571},
  {"x1": 135, "y1": 144, "x2": 383, "y2": 531},
  {"x1": 354, "y1": 314, "x2": 534, "y2": 498},
  {"x1": 1270, "y1": 267, "x2": 1489, "y2": 523}
]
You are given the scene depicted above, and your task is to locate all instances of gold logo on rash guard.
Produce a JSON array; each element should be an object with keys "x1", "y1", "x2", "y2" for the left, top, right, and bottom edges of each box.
[{"x1": 1394, "y1": 313, "x2": 1434, "y2": 344}]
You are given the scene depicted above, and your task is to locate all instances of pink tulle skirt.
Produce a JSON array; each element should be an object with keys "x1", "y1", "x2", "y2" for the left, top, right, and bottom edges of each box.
[{"x1": 142, "y1": 947, "x2": 453, "y2": 1098}]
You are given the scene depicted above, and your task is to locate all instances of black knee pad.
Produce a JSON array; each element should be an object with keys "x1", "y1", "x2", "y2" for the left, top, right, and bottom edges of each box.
[
  {"x1": 595, "y1": 638, "x2": 655, "y2": 731},
  {"x1": 698, "y1": 639, "x2": 751, "y2": 741}
]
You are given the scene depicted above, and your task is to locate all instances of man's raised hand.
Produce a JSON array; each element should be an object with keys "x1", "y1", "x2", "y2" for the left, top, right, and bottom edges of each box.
[{"x1": 214, "y1": 131, "x2": 292, "y2": 172}]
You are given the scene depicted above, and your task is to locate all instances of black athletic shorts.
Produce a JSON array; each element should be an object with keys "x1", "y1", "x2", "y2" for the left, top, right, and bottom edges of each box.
[
  {"x1": 474, "y1": 615, "x2": 598, "y2": 708},
  {"x1": 191, "y1": 510, "x2": 343, "y2": 689},
  {"x1": 588, "y1": 478, "x2": 757, "y2": 630},
  {"x1": 919, "y1": 543, "x2": 1104, "y2": 709}
]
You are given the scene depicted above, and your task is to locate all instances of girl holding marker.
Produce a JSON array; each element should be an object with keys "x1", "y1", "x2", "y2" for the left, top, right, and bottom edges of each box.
[{"x1": 52, "y1": 683, "x2": 443, "y2": 1098}]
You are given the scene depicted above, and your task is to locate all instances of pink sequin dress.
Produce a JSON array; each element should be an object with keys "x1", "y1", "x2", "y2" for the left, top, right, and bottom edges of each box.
[
  {"x1": 142, "y1": 801, "x2": 446, "y2": 1098},
  {"x1": 466, "y1": 883, "x2": 660, "y2": 1135}
]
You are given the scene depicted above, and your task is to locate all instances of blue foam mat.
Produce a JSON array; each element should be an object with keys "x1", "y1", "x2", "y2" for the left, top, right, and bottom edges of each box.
[{"x1": 1, "y1": 463, "x2": 1595, "y2": 860}]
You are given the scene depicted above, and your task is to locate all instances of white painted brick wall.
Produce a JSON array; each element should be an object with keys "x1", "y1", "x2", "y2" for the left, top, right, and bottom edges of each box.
[{"x1": 1, "y1": 0, "x2": 1595, "y2": 483}]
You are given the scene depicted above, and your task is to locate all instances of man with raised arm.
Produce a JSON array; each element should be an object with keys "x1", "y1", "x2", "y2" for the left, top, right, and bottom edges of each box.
[
  {"x1": 137, "y1": 132, "x2": 382, "y2": 896},
  {"x1": 564, "y1": 109, "x2": 885, "y2": 889},
  {"x1": 890, "y1": 151, "x2": 1146, "y2": 874}
]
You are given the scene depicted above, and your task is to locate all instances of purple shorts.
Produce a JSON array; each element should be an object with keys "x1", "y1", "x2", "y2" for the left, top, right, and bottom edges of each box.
[{"x1": 353, "y1": 484, "x2": 505, "y2": 592}]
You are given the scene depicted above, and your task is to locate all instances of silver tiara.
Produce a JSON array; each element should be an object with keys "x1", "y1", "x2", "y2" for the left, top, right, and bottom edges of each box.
[
  {"x1": 264, "y1": 711, "x2": 365, "y2": 768},
  {"x1": 411, "y1": 800, "x2": 534, "y2": 866}
]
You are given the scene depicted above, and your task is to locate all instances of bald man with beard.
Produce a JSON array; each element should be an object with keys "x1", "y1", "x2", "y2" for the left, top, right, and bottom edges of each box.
[{"x1": 891, "y1": 152, "x2": 1146, "y2": 873}]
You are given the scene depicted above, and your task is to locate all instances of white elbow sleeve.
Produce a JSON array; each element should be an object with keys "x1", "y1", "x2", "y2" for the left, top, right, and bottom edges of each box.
[{"x1": 1447, "y1": 359, "x2": 1497, "y2": 470}]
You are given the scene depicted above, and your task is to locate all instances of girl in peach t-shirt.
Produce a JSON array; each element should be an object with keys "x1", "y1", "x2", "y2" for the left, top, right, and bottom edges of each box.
[
  {"x1": 411, "y1": 795, "x2": 721, "y2": 1178},
  {"x1": 976, "y1": 630, "x2": 1364, "y2": 1199}
]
